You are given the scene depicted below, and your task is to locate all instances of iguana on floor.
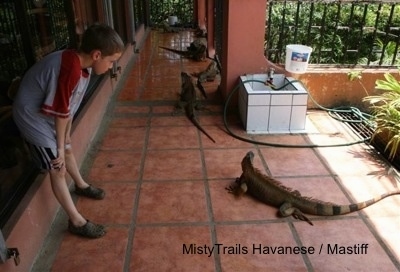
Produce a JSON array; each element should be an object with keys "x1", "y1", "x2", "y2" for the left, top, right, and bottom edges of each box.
[
  {"x1": 174, "y1": 72, "x2": 215, "y2": 143},
  {"x1": 161, "y1": 21, "x2": 180, "y2": 33},
  {"x1": 226, "y1": 151, "x2": 400, "y2": 226},
  {"x1": 159, "y1": 38, "x2": 207, "y2": 61}
]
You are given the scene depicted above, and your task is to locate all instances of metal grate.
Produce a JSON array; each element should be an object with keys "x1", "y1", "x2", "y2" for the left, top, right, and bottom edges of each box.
[
  {"x1": 332, "y1": 110, "x2": 400, "y2": 170},
  {"x1": 331, "y1": 111, "x2": 374, "y2": 140}
]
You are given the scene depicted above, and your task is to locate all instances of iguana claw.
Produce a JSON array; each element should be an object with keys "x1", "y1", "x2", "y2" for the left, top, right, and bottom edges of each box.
[
  {"x1": 226, "y1": 179, "x2": 247, "y2": 197},
  {"x1": 292, "y1": 210, "x2": 314, "y2": 226},
  {"x1": 280, "y1": 203, "x2": 314, "y2": 226},
  {"x1": 225, "y1": 185, "x2": 236, "y2": 194}
]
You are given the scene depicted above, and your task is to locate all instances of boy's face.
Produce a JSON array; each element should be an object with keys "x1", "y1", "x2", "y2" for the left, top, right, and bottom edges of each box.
[{"x1": 91, "y1": 51, "x2": 122, "y2": 75}]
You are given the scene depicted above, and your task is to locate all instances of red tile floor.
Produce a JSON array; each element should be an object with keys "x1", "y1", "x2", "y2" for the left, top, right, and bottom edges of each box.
[{"x1": 32, "y1": 30, "x2": 400, "y2": 271}]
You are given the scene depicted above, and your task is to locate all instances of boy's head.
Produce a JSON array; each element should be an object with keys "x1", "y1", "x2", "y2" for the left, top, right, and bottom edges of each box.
[
  {"x1": 79, "y1": 24, "x2": 125, "y2": 75},
  {"x1": 80, "y1": 23, "x2": 124, "y2": 56}
]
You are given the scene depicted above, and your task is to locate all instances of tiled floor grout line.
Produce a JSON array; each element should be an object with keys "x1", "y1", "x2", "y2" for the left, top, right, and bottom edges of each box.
[
  {"x1": 175, "y1": 28, "x2": 224, "y2": 270},
  {"x1": 349, "y1": 194, "x2": 400, "y2": 269},
  {"x1": 357, "y1": 214, "x2": 400, "y2": 269},
  {"x1": 288, "y1": 222, "x2": 315, "y2": 272},
  {"x1": 121, "y1": 34, "x2": 156, "y2": 271},
  {"x1": 255, "y1": 141, "x2": 315, "y2": 270},
  {"x1": 122, "y1": 108, "x2": 152, "y2": 271},
  {"x1": 201, "y1": 151, "x2": 223, "y2": 271},
  {"x1": 136, "y1": 36, "x2": 156, "y2": 99},
  {"x1": 255, "y1": 146, "x2": 273, "y2": 176}
]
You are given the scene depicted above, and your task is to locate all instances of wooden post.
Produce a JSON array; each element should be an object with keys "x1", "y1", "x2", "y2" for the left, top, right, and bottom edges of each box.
[{"x1": 219, "y1": 0, "x2": 267, "y2": 103}]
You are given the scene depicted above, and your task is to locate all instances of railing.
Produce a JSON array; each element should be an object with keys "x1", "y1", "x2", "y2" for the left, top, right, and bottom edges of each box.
[
  {"x1": 0, "y1": 0, "x2": 72, "y2": 229},
  {"x1": 0, "y1": 1, "x2": 27, "y2": 82},
  {"x1": 265, "y1": 0, "x2": 400, "y2": 67}
]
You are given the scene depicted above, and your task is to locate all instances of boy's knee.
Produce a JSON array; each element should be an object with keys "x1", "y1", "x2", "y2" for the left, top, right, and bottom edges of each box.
[{"x1": 49, "y1": 167, "x2": 66, "y2": 177}]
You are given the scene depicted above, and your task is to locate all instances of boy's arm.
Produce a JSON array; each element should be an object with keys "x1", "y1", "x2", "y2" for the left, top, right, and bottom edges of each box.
[
  {"x1": 65, "y1": 117, "x2": 72, "y2": 147},
  {"x1": 53, "y1": 116, "x2": 70, "y2": 169}
]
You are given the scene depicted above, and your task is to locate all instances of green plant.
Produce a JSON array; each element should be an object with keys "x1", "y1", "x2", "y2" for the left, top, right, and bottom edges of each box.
[
  {"x1": 347, "y1": 70, "x2": 372, "y2": 98},
  {"x1": 362, "y1": 71, "x2": 400, "y2": 160},
  {"x1": 150, "y1": 0, "x2": 193, "y2": 26}
]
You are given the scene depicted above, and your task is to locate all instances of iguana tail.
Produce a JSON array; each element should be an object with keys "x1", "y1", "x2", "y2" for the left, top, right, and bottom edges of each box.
[
  {"x1": 159, "y1": 46, "x2": 190, "y2": 57},
  {"x1": 213, "y1": 55, "x2": 222, "y2": 76},
  {"x1": 308, "y1": 190, "x2": 400, "y2": 216},
  {"x1": 196, "y1": 80, "x2": 207, "y2": 99},
  {"x1": 186, "y1": 106, "x2": 216, "y2": 143}
]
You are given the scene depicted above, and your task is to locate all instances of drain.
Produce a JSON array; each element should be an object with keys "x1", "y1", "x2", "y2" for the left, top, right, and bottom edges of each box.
[
  {"x1": 333, "y1": 110, "x2": 400, "y2": 170},
  {"x1": 331, "y1": 111, "x2": 374, "y2": 140}
]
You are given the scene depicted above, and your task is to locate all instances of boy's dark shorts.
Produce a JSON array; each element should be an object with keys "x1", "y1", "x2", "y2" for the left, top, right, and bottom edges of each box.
[{"x1": 26, "y1": 142, "x2": 57, "y2": 170}]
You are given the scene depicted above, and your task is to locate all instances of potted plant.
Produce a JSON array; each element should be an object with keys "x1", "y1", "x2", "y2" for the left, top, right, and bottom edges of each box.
[{"x1": 362, "y1": 70, "x2": 400, "y2": 160}]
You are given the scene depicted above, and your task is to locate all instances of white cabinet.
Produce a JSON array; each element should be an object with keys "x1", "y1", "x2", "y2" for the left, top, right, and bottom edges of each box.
[{"x1": 238, "y1": 74, "x2": 308, "y2": 134}]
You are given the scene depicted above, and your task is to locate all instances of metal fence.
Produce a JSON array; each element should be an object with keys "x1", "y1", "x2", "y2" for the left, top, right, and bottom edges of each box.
[
  {"x1": 265, "y1": 0, "x2": 400, "y2": 67},
  {"x1": 0, "y1": 0, "x2": 71, "y2": 229},
  {"x1": 0, "y1": 0, "x2": 71, "y2": 85},
  {"x1": 150, "y1": 0, "x2": 194, "y2": 27},
  {"x1": 0, "y1": 1, "x2": 27, "y2": 84}
]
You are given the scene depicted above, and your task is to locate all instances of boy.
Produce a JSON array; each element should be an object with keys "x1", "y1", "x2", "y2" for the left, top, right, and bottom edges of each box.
[{"x1": 13, "y1": 24, "x2": 125, "y2": 238}]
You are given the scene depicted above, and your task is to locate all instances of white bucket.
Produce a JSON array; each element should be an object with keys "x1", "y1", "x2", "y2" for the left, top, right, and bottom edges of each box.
[
  {"x1": 285, "y1": 44, "x2": 312, "y2": 74},
  {"x1": 168, "y1": 16, "x2": 178, "y2": 26}
]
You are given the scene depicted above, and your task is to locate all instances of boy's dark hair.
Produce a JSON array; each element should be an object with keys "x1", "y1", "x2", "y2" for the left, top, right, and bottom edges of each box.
[{"x1": 79, "y1": 23, "x2": 125, "y2": 56}]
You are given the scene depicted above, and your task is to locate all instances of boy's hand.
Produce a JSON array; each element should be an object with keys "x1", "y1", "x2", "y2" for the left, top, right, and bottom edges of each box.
[{"x1": 52, "y1": 149, "x2": 65, "y2": 170}]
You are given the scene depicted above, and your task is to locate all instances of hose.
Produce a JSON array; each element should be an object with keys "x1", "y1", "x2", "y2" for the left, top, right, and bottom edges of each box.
[{"x1": 223, "y1": 79, "x2": 375, "y2": 148}]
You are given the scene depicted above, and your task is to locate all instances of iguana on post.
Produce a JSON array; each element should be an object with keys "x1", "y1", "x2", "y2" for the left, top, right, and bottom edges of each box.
[
  {"x1": 192, "y1": 58, "x2": 219, "y2": 83},
  {"x1": 174, "y1": 72, "x2": 216, "y2": 143},
  {"x1": 226, "y1": 151, "x2": 400, "y2": 226},
  {"x1": 194, "y1": 27, "x2": 207, "y2": 38},
  {"x1": 159, "y1": 38, "x2": 207, "y2": 61},
  {"x1": 192, "y1": 56, "x2": 221, "y2": 98}
]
